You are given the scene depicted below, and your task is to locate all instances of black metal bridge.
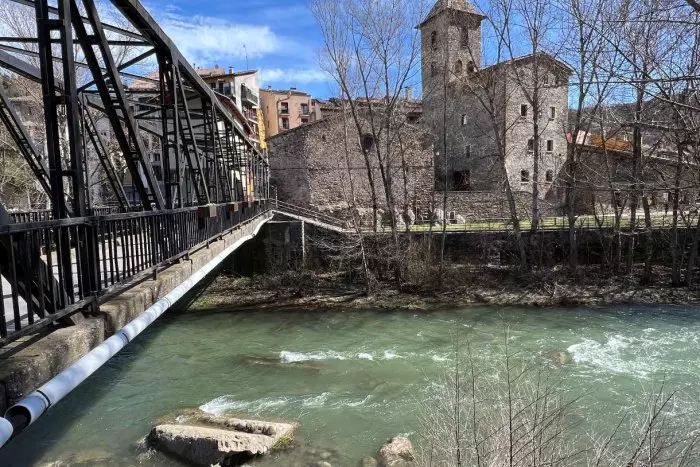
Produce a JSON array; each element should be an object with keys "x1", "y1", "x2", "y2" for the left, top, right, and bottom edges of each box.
[{"x1": 0, "y1": 0, "x2": 270, "y2": 346}]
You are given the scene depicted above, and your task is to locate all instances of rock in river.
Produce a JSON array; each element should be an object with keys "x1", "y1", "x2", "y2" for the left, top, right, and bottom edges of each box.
[
  {"x1": 148, "y1": 411, "x2": 297, "y2": 466},
  {"x1": 377, "y1": 436, "x2": 415, "y2": 467}
]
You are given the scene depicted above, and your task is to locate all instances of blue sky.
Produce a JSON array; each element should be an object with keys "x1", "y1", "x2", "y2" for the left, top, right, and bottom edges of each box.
[{"x1": 143, "y1": 0, "x2": 337, "y2": 98}]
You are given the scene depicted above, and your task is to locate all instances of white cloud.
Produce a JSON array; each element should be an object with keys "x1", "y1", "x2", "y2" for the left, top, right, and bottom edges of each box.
[
  {"x1": 160, "y1": 13, "x2": 282, "y2": 65},
  {"x1": 260, "y1": 68, "x2": 331, "y2": 85}
]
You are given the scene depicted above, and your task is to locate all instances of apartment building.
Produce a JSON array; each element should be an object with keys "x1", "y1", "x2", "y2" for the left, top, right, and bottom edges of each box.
[
  {"x1": 260, "y1": 88, "x2": 314, "y2": 138},
  {"x1": 197, "y1": 66, "x2": 262, "y2": 148}
]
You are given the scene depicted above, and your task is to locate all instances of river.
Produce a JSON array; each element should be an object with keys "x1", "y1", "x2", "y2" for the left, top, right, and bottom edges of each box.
[{"x1": 2, "y1": 304, "x2": 699, "y2": 466}]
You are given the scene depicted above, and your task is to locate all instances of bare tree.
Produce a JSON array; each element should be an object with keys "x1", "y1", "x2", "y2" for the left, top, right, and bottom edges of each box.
[{"x1": 311, "y1": 0, "x2": 428, "y2": 283}]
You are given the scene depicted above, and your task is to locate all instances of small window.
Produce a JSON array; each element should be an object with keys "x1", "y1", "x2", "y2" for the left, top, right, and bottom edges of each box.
[
  {"x1": 453, "y1": 170, "x2": 471, "y2": 191},
  {"x1": 454, "y1": 60, "x2": 463, "y2": 75},
  {"x1": 520, "y1": 104, "x2": 528, "y2": 117},
  {"x1": 362, "y1": 134, "x2": 375, "y2": 151},
  {"x1": 431, "y1": 31, "x2": 438, "y2": 50},
  {"x1": 521, "y1": 170, "x2": 530, "y2": 183},
  {"x1": 467, "y1": 61, "x2": 476, "y2": 73},
  {"x1": 280, "y1": 102, "x2": 289, "y2": 114},
  {"x1": 461, "y1": 27, "x2": 469, "y2": 47},
  {"x1": 547, "y1": 140, "x2": 554, "y2": 152},
  {"x1": 527, "y1": 139, "x2": 534, "y2": 151},
  {"x1": 465, "y1": 145, "x2": 471, "y2": 158},
  {"x1": 550, "y1": 106, "x2": 556, "y2": 119},
  {"x1": 301, "y1": 118, "x2": 309, "y2": 124},
  {"x1": 543, "y1": 74, "x2": 549, "y2": 85},
  {"x1": 281, "y1": 117, "x2": 289, "y2": 129},
  {"x1": 546, "y1": 170, "x2": 553, "y2": 182},
  {"x1": 461, "y1": 114, "x2": 467, "y2": 126},
  {"x1": 431, "y1": 62, "x2": 437, "y2": 77}
]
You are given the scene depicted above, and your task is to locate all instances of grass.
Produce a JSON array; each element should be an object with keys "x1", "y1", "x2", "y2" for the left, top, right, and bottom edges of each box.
[{"x1": 372, "y1": 212, "x2": 696, "y2": 233}]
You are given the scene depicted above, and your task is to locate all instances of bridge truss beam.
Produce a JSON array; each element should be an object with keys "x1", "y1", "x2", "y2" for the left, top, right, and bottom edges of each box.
[{"x1": 0, "y1": 0, "x2": 270, "y2": 347}]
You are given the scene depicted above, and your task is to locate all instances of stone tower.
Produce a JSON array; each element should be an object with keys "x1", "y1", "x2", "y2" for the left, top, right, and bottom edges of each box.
[{"x1": 419, "y1": 0, "x2": 485, "y2": 136}]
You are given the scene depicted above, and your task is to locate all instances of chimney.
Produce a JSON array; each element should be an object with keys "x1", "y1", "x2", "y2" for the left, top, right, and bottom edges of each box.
[
  {"x1": 229, "y1": 67, "x2": 234, "y2": 74},
  {"x1": 405, "y1": 86, "x2": 412, "y2": 100}
]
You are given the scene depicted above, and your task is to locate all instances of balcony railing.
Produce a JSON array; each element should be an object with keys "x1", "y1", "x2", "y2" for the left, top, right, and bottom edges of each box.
[
  {"x1": 241, "y1": 85, "x2": 259, "y2": 106},
  {"x1": 279, "y1": 106, "x2": 289, "y2": 115}
]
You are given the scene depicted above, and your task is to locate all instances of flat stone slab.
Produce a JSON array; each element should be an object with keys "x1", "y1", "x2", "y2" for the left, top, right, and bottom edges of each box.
[{"x1": 149, "y1": 411, "x2": 297, "y2": 466}]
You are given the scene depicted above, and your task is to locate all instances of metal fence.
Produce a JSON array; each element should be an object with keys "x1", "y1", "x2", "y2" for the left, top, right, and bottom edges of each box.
[
  {"x1": 274, "y1": 200, "x2": 351, "y2": 230},
  {"x1": 0, "y1": 200, "x2": 270, "y2": 346}
]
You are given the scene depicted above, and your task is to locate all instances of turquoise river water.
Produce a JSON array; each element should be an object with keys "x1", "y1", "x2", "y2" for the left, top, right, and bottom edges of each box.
[{"x1": 2, "y1": 304, "x2": 700, "y2": 466}]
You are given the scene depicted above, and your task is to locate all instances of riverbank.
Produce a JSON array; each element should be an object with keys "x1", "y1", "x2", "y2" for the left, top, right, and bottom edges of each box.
[{"x1": 190, "y1": 265, "x2": 700, "y2": 313}]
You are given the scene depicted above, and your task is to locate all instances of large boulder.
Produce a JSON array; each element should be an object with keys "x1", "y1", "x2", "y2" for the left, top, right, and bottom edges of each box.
[
  {"x1": 377, "y1": 437, "x2": 415, "y2": 467},
  {"x1": 148, "y1": 412, "x2": 297, "y2": 467}
]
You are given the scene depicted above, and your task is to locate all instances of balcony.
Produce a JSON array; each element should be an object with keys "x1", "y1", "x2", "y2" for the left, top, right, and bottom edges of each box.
[
  {"x1": 245, "y1": 108, "x2": 258, "y2": 122},
  {"x1": 241, "y1": 84, "x2": 259, "y2": 106},
  {"x1": 279, "y1": 105, "x2": 290, "y2": 115}
]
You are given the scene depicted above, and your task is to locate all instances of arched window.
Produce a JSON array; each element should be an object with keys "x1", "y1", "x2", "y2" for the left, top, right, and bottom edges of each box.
[
  {"x1": 362, "y1": 134, "x2": 375, "y2": 152},
  {"x1": 454, "y1": 60, "x2": 463, "y2": 75},
  {"x1": 431, "y1": 31, "x2": 438, "y2": 50}
]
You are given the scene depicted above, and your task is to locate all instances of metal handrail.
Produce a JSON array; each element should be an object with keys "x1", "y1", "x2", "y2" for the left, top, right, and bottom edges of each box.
[
  {"x1": 274, "y1": 200, "x2": 350, "y2": 229},
  {"x1": 0, "y1": 200, "x2": 272, "y2": 346}
]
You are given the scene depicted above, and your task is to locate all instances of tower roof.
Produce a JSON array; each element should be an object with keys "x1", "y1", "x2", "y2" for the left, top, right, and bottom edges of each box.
[{"x1": 419, "y1": 0, "x2": 485, "y2": 27}]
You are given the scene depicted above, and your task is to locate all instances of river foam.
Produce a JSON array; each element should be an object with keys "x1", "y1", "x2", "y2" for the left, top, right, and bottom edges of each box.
[
  {"x1": 279, "y1": 349, "x2": 451, "y2": 363},
  {"x1": 566, "y1": 329, "x2": 700, "y2": 379},
  {"x1": 200, "y1": 392, "x2": 375, "y2": 415}
]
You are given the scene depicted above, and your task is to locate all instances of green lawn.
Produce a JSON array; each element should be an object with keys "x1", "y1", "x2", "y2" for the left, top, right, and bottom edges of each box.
[{"x1": 374, "y1": 213, "x2": 694, "y2": 233}]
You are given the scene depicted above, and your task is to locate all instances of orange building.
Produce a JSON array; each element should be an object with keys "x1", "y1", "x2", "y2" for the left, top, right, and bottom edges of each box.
[{"x1": 259, "y1": 87, "x2": 314, "y2": 138}]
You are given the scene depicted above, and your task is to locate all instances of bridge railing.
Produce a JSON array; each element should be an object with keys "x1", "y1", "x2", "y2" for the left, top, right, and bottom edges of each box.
[
  {"x1": 273, "y1": 200, "x2": 351, "y2": 230},
  {"x1": 0, "y1": 200, "x2": 270, "y2": 346}
]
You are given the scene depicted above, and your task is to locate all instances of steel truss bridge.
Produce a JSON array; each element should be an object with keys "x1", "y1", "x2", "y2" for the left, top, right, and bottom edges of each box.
[{"x1": 0, "y1": 0, "x2": 271, "y2": 346}]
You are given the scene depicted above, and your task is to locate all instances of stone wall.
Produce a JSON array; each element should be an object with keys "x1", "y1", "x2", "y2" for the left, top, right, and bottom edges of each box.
[
  {"x1": 437, "y1": 190, "x2": 561, "y2": 221},
  {"x1": 563, "y1": 145, "x2": 700, "y2": 215},
  {"x1": 268, "y1": 112, "x2": 435, "y2": 218}
]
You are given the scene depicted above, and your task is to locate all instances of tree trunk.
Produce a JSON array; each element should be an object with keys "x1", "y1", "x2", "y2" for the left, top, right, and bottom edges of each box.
[
  {"x1": 671, "y1": 144, "x2": 683, "y2": 285},
  {"x1": 642, "y1": 195, "x2": 653, "y2": 284},
  {"x1": 685, "y1": 212, "x2": 700, "y2": 287}
]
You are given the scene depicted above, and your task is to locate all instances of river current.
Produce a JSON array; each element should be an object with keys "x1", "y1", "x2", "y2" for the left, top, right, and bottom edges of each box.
[{"x1": 2, "y1": 304, "x2": 699, "y2": 466}]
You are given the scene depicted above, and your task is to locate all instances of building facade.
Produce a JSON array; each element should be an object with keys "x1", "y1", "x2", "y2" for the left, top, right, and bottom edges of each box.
[
  {"x1": 267, "y1": 111, "x2": 434, "y2": 223},
  {"x1": 197, "y1": 66, "x2": 262, "y2": 149},
  {"x1": 260, "y1": 88, "x2": 314, "y2": 138},
  {"x1": 420, "y1": 0, "x2": 571, "y2": 211}
]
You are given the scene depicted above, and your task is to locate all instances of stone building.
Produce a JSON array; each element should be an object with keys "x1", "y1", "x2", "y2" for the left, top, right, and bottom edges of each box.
[
  {"x1": 419, "y1": 0, "x2": 571, "y2": 218},
  {"x1": 260, "y1": 88, "x2": 314, "y2": 138},
  {"x1": 564, "y1": 133, "x2": 700, "y2": 215},
  {"x1": 267, "y1": 110, "x2": 435, "y2": 222}
]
